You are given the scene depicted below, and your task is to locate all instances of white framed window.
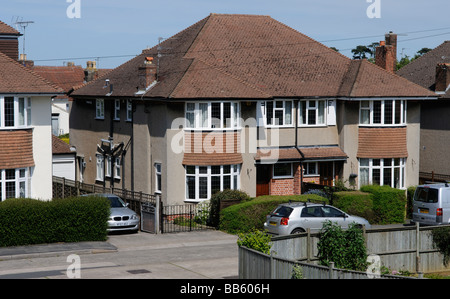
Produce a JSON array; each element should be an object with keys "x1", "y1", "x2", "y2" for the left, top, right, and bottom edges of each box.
[
  {"x1": 359, "y1": 100, "x2": 406, "y2": 126},
  {"x1": 114, "y1": 157, "x2": 121, "y2": 179},
  {"x1": 185, "y1": 164, "x2": 240, "y2": 202},
  {"x1": 299, "y1": 100, "x2": 326, "y2": 126},
  {"x1": 155, "y1": 163, "x2": 162, "y2": 193},
  {"x1": 304, "y1": 162, "x2": 318, "y2": 176},
  {"x1": 273, "y1": 163, "x2": 293, "y2": 179},
  {"x1": 105, "y1": 156, "x2": 121, "y2": 179},
  {"x1": 185, "y1": 102, "x2": 240, "y2": 130},
  {"x1": 260, "y1": 100, "x2": 293, "y2": 127},
  {"x1": 359, "y1": 158, "x2": 405, "y2": 189},
  {"x1": 114, "y1": 99, "x2": 120, "y2": 120},
  {"x1": 126, "y1": 100, "x2": 133, "y2": 121},
  {"x1": 95, "y1": 99, "x2": 104, "y2": 119},
  {"x1": 0, "y1": 168, "x2": 29, "y2": 201},
  {"x1": 96, "y1": 154, "x2": 104, "y2": 181},
  {"x1": 0, "y1": 96, "x2": 31, "y2": 129}
]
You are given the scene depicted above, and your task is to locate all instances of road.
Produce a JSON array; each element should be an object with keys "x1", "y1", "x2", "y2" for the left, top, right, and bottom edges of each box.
[{"x1": 0, "y1": 230, "x2": 239, "y2": 279}]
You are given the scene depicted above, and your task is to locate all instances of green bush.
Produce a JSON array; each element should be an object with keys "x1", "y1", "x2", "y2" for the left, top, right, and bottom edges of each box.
[
  {"x1": 219, "y1": 194, "x2": 328, "y2": 234},
  {"x1": 317, "y1": 221, "x2": 368, "y2": 271},
  {"x1": 0, "y1": 196, "x2": 110, "y2": 247},
  {"x1": 360, "y1": 185, "x2": 406, "y2": 224},
  {"x1": 333, "y1": 191, "x2": 376, "y2": 224},
  {"x1": 209, "y1": 189, "x2": 251, "y2": 227},
  {"x1": 406, "y1": 186, "x2": 417, "y2": 219},
  {"x1": 237, "y1": 229, "x2": 272, "y2": 254},
  {"x1": 431, "y1": 226, "x2": 450, "y2": 266}
]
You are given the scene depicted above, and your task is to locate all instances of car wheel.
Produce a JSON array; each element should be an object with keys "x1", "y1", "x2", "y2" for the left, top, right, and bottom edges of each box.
[{"x1": 291, "y1": 228, "x2": 305, "y2": 234}]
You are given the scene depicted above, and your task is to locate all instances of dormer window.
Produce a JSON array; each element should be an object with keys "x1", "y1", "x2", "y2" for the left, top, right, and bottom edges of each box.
[{"x1": 0, "y1": 96, "x2": 31, "y2": 129}]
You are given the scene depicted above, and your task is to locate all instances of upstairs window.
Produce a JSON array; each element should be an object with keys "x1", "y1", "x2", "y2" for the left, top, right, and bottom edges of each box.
[
  {"x1": 299, "y1": 100, "x2": 326, "y2": 126},
  {"x1": 185, "y1": 102, "x2": 240, "y2": 130},
  {"x1": 262, "y1": 100, "x2": 293, "y2": 127},
  {"x1": 0, "y1": 96, "x2": 31, "y2": 128},
  {"x1": 95, "y1": 99, "x2": 104, "y2": 119},
  {"x1": 360, "y1": 100, "x2": 406, "y2": 126}
]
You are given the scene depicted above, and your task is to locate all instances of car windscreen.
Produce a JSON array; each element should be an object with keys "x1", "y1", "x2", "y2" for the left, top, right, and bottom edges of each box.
[
  {"x1": 270, "y1": 206, "x2": 293, "y2": 217},
  {"x1": 109, "y1": 196, "x2": 125, "y2": 208},
  {"x1": 414, "y1": 187, "x2": 438, "y2": 203}
]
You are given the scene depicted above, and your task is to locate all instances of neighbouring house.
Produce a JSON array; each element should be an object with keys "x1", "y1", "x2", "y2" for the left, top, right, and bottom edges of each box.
[
  {"x1": 0, "y1": 21, "x2": 22, "y2": 61},
  {"x1": 397, "y1": 41, "x2": 450, "y2": 183},
  {"x1": 52, "y1": 135, "x2": 76, "y2": 180},
  {"x1": 69, "y1": 14, "x2": 436, "y2": 205},
  {"x1": 0, "y1": 49, "x2": 63, "y2": 200}
]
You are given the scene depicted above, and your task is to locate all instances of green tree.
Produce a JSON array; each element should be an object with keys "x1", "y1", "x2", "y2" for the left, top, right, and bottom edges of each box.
[{"x1": 351, "y1": 45, "x2": 372, "y2": 59}]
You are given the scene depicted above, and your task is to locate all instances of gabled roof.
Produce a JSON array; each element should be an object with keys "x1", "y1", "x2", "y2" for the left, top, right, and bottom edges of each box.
[
  {"x1": 32, "y1": 65, "x2": 85, "y2": 93},
  {"x1": 397, "y1": 41, "x2": 450, "y2": 98},
  {"x1": 71, "y1": 14, "x2": 435, "y2": 100},
  {"x1": 0, "y1": 21, "x2": 21, "y2": 36},
  {"x1": 0, "y1": 51, "x2": 63, "y2": 94}
]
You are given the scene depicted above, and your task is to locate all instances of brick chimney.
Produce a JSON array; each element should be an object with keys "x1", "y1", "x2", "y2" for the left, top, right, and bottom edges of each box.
[
  {"x1": 85, "y1": 60, "x2": 98, "y2": 82},
  {"x1": 375, "y1": 31, "x2": 397, "y2": 73},
  {"x1": 138, "y1": 57, "x2": 157, "y2": 90},
  {"x1": 18, "y1": 54, "x2": 34, "y2": 68},
  {"x1": 435, "y1": 63, "x2": 450, "y2": 93}
]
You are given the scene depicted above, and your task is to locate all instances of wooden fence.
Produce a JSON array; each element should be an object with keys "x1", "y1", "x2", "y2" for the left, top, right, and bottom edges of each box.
[
  {"x1": 268, "y1": 223, "x2": 450, "y2": 274},
  {"x1": 239, "y1": 246, "x2": 414, "y2": 279}
]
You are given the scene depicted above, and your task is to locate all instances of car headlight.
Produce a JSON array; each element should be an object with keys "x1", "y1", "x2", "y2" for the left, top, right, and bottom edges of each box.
[{"x1": 131, "y1": 214, "x2": 138, "y2": 220}]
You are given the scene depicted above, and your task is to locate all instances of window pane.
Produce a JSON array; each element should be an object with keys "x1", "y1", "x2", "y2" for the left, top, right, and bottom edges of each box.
[
  {"x1": 223, "y1": 102, "x2": 231, "y2": 128},
  {"x1": 318, "y1": 101, "x2": 325, "y2": 124},
  {"x1": 383, "y1": 167, "x2": 392, "y2": 186},
  {"x1": 223, "y1": 175, "x2": 231, "y2": 190},
  {"x1": 211, "y1": 176, "x2": 220, "y2": 195},
  {"x1": 6, "y1": 182, "x2": 15, "y2": 199},
  {"x1": 266, "y1": 101, "x2": 273, "y2": 125},
  {"x1": 186, "y1": 166, "x2": 195, "y2": 174},
  {"x1": 373, "y1": 101, "x2": 381, "y2": 124},
  {"x1": 211, "y1": 166, "x2": 221, "y2": 175},
  {"x1": 285, "y1": 101, "x2": 292, "y2": 125},
  {"x1": 211, "y1": 103, "x2": 221, "y2": 128},
  {"x1": 233, "y1": 102, "x2": 239, "y2": 127},
  {"x1": 199, "y1": 177, "x2": 208, "y2": 199},
  {"x1": 360, "y1": 168, "x2": 369, "y2": 186},
  {"x1": 5, "y1": 97, "x2": 14, "y2": 127},
  {"x1": 372, "y1": 159, "x2": 380, "y2": 166},
  {"x1": 384, "y1": 100, "x2": 393, "y2": 124},
  {"x1": 273, "y1": 163, "x2": 292, "y2": 177},
  {"x1": 361, "y1": 110, "x2": 370, "y2": 124},
  {"x1": 360, "y1": 158, "x2": 369, "y2": 167},
  {"x1": 393, "y1": 168, "x2": 400, "y2": 189},
  {"x1": 307, "y1": 109, "x2": 316, "y2": 125},
  {"x1": 199, "y1": 166, "x2": 207, "y2": 174},
  {"x1": 5, "y1": 169, "x2": 15, "y2": 180},
  {"x1": 19, "y1": 181, "x2": 26, "y2": 198},
  {"x1": 274, "y1": 110, "x2": 284, "y2": 126},
  {"x1": 394, "y1": 100, "x2": 401, "y2": 124},
  {"x1": 199, "y1": 103, "x2": 208, "y2": 128},
  {"x1": 186, "y1": 176, "x2": 196, "y2": 199},
  {"x1": 19, "y1": 98, "x2": 25, "y2": 126},
  {"x1": 372, "y1": 169, "x2": 380, "y2": 185},
  {"x1": 300, "y1": 101, "x2": 306, "y2": 124},
  {"x1": 223, "y1": 165, "x2": 231, "y2": 174}
]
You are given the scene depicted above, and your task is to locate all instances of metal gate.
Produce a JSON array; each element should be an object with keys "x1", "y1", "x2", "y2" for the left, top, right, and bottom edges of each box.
[{"x1": 140, "y1": 201, "x2": 157, "y2": 233}]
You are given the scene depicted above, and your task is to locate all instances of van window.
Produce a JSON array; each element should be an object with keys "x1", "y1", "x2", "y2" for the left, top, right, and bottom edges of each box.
[{"x1": 415, "y1": 187, "x2": 438, "y2": 203}]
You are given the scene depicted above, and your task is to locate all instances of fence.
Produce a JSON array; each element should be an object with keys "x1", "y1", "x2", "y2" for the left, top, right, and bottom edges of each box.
[
  {"x1": 268, "y1": 223, "x2": 450, "y2": 274},
  {"x1": 160, "y1": 201, "x2": 213, "y2": 233},
  {"x1": 238, "y1": 246, "x2": 413, "y2": 279}
]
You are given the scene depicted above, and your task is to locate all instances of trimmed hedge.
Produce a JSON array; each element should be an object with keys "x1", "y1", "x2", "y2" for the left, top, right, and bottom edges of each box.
[
  {"x1": 0, "y1": 196, "x2": 110, "y2": 247},
  {"x1": 219, "y1": 194, "x2": 328, "y2": 234},
  {"x1": 360, "y1": 185, "x2": 406, "y2": 224},
  {"x1": 333, "y1": 191, "x2": 376, "y2": 224}
]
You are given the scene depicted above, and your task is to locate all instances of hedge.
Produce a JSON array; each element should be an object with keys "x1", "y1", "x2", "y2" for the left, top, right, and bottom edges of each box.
[
  {"x1": 360, "y1": 185, "x2": 406, "y2": 224},
  {"x1": 333, "y1": 191, "x2": 376, "y2": 224},
  {"x1": 219, "y1": 194, "x2": 328, "y2": 234},
  {"x1": 0, "y1": 196, "x2": 110, "y2": 247}
]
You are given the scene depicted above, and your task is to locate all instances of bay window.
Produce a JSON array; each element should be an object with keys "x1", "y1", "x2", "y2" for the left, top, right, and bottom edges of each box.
[
  {"x1": 359, "y1": 158, "x2": 405, "y2": 189},
  {"x1": 185, "y1": 164, "x2": 240, "y2": 201},
  {"x1": 185, "y1": 102, "x2": 240, "y2": 130},
  {"x1": 0, "y1": 96, "x2": 31, "y2": 128},
  {"x1": 359, "y1": 100, "x2": 406, "y2": 126}
]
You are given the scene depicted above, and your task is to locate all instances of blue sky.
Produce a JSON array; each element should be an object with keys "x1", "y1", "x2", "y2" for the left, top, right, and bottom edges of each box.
[{"x1": 1, "y1": 0, "x2": 450, "y2": 69}]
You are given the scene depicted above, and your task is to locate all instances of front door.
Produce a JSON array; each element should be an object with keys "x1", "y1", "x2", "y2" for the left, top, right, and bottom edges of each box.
[
  {"x1": 319, "y1": 162, "x2": 334, "y2": 186},
  {"x1": 256, "y1": 164, "x2": 271, "y2": 196}
]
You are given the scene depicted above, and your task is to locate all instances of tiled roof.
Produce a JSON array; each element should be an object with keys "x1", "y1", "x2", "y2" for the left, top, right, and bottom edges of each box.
[
  {"x1": 0, "y1": 51, "x2": 64, "y2": 94},
  {"x1": 52, "y1": 135, "x2": 75, "y2": 154},
  {"x1": 397, "y1": 41, "x2": 450, "y2": 98},
  {"x1": 255, "y1": 146, "x2": 347, "y2": 162},
  {"x1": 32, "y1": 65, "x2": 85, "y2": 93},
  {"x1": 0, "y1": 21, "x2": 21, "y2": 35},
  {"x1": 71, "y1": 14, "x2": 435, "y2": 100},
  {"x1": 0, "y1": 129, "x2": 35, "y2": 169},
  {"x1": 357, "y1": 127, "x2": 408, "y2": 158}
]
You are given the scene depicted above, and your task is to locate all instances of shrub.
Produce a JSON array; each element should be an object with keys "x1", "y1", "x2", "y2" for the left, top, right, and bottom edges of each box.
[
  {"x1": 317, "y1": 221, "x2": 368, "y2": 271},
  {"x1": 219, "y1": 194, "x2": 328, "y2": 234},
  {"x1": 333, "y1": 191, "x2": 376, "y2": 224},
  {"x1": 360, "y1": 185, "x2": 406, "y2": 224},
  {"x1": 0, "y1": 196, "x2": 110, "y2": 247},
  {"x1": 209, "y1": 189, "x2": 251, "y2": 227},
  {"x1": 237, "y1": 229, "x2": 272, "y2": 254},
  {"x1": 431, "y1": 226, "x2": 450, "y2": 266}
]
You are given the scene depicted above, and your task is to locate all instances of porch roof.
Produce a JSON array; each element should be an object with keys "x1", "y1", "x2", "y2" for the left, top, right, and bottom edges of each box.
[{"x1": 255, "y1": 146, "x2": 348, "y2": 163}]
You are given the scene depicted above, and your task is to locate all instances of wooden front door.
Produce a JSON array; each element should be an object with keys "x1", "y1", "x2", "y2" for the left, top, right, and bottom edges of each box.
[
  {"x1": 319, "y1": 162, "x2": 334, "y2": 186},
  {"x1": 256, "y1": 164, "x2": 271, "y2": 196}
]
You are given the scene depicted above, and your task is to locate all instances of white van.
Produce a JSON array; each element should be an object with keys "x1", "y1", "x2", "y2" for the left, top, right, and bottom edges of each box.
[{"x1": 412, "y1": 183, "x2": 450, "y2": 225}]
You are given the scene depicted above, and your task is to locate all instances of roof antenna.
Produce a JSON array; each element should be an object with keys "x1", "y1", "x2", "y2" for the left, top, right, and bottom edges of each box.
[{"x1": 14, "y1": 19, "x2": 34, "y2": 58}]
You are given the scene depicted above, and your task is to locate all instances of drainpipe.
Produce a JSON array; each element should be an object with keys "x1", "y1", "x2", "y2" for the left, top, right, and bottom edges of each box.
[{"x1": 295, "y1": 101, "x2": 305, "y2": 194}]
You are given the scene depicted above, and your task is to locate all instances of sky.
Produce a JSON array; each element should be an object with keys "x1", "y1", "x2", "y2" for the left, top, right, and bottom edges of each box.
[{"x1": 1, "y1": 0, "x2": 450, "y2": 69}]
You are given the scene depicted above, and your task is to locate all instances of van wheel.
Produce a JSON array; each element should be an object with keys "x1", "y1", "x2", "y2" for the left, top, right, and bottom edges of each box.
[{"x1": 291, "y1": 228, "x2": 305, "y2": 234}]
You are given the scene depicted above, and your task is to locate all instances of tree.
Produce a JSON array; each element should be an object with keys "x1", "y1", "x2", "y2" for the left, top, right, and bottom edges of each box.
[{"x1": 351, "y1": 45, "x2": 372, "y2": 59}]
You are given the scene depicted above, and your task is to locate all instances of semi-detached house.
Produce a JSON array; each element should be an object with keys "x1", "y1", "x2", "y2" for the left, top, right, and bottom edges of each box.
[
  {"x1": 69, "y1": 14, "x2": 436, "y2": 205},
  {"x1": 0, "y1": 20, "x2": 63, "y2": 200}
]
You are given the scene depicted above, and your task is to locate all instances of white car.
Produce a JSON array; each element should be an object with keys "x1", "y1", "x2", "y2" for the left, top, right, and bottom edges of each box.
[{"x1": 264, "y1": 202, "x2": 371, "y2": 235}]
